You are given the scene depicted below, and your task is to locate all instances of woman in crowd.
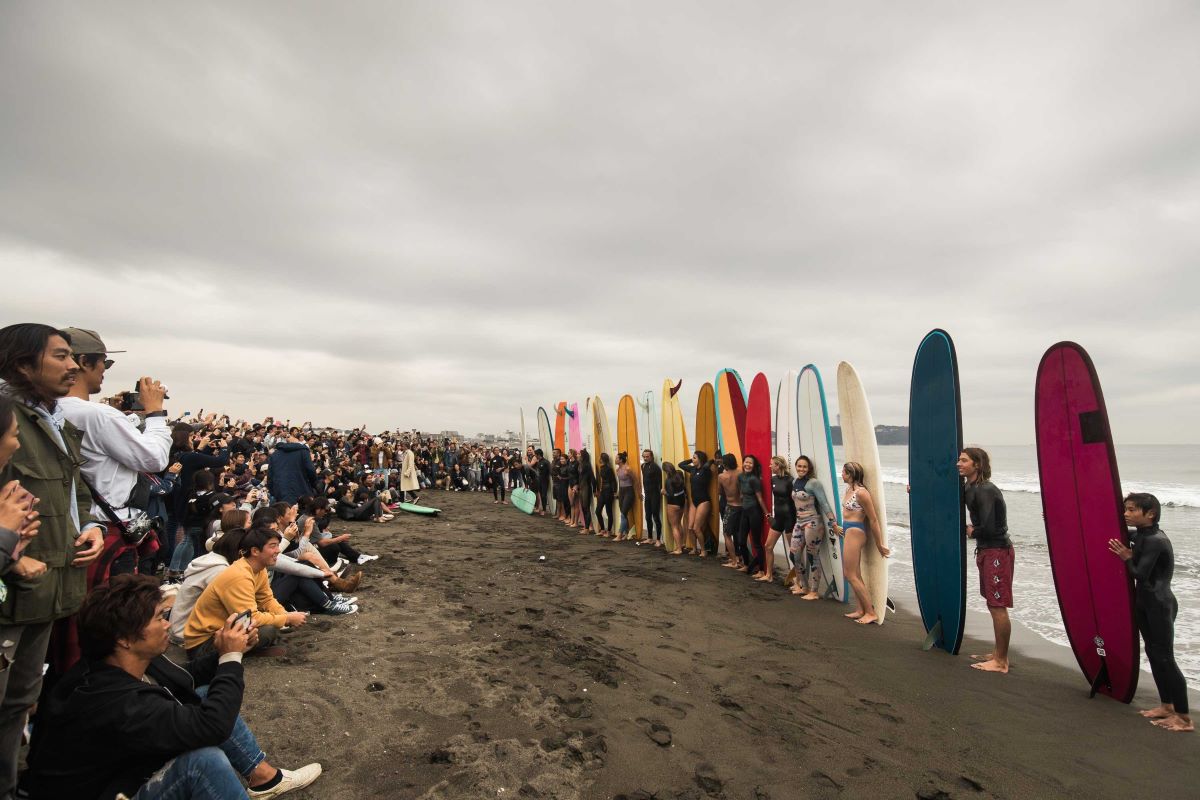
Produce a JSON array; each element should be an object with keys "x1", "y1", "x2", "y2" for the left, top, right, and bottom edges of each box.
[
  {"x1": 336, "y1": 484, "x2": 392, "y2": 523},
  {"x1": 760, "y1": 457, "x2": 796, "y2": 582},
  {"x1": 566, "y1": 450, "x2": 581, "y2": 527},
  {"x1": 661, "y1": 461, "x2": 687, "y2": 552},
  {"x1": 577, "y1": 448, "x2": 596, "y2": 533},
  {"x1": 790, "y1": 455, "x2": 837, "y2": 599},
  {"x1": 841, "y1": 461, "x2": 889, "y2": 624},
  {"x1": 639, "y1": 450, "x2": 663, "y2": 546},
  {"x1": 738, "y1": 455, "x2": 768, "y2": 577},
  {"x1": 678, "y1": 451, "x2": 713, "y2": 557},
  {"x1": 614, "y1": 452, "x2": 636, "y2": 542},
  {"x1": 595, "y1": 452, "x2": 616, "y2": 538},
  {"x1": 168, "y1": 423, "x2": 229, "y2": 554},
  {"x1": 0, "y1": 395, "x2": 39, "y2": 578}
]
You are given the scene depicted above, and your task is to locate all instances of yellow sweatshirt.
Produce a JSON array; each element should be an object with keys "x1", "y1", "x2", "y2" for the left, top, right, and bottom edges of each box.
[{"x1": 183, "y1": 558, "x2": 288, "y2": 649}]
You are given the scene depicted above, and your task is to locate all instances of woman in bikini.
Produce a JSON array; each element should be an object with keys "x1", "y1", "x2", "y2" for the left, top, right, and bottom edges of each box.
[
  {"x1": 662, "y1": 461, "x2": 687, "y2": 551},
  {"x1": 678, "y1": 450, "x2": 713, "y2": 557},
  {"x1": 840, "y1": 461, "x2": 890, "y2": 624}
]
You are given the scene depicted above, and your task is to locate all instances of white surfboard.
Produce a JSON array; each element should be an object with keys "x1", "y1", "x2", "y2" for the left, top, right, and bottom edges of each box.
[
  {"x1": 636, "y1": 389, "x2": 663, "y2": 534},
  {"x1": 536, "y1": 407, "x2": 556, "y2": 515},
  {"x1": 798, "y1": 366, "x2": 846, "y2": 602},
  {"x1": 835, "y1": 361, "x2": 889, "y2": 623}
]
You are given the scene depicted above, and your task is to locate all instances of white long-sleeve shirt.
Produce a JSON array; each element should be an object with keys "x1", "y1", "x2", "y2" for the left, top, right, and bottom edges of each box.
[{"x1": 60, "y1": 397, "x2": 172, "y2": 521}]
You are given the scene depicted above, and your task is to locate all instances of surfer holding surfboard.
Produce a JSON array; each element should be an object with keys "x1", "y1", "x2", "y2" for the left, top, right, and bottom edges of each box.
[
  {"x1": 841, "y1": 461, "x2": 890, "y2": 624},
  {"x1": 1109, "y1": 493, "x2": 1193, "y2": 733},
  {"x1": 958, "y1": 448, "x2": 1014, "y2": 673}
]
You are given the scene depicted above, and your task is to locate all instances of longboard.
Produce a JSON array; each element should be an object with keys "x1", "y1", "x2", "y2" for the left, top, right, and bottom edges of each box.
[
  {"x1": 661, "y1": 379, "x2": 691, "y2": 551},
  {"x1": 592, "y1": 395, "x2": 614, "y2": 529},
  {"x1": 555, "y1": 402, "x2": 567, "y2": 453},
  {"x1": 744, "y1": 373, "x2": 773, "y2": 573},
  {"x1": 397, "y1": 503, "x2": 440, "y2": 517},
  {"x1": 694, "y1": 382, "x2": 721, "y2": 554},
  {"x1": 798, "y1": 364, "x2": 845, "y2": 601},
  {"x1": 617, "y1": 395, "x2": 643, "y2": 539},
  {"x1": 775, "y1": 370, "x2": 800, "y2": 466},
  {"x1": 715, "y1": 368, "x2": 748, "y2": 463},
  {"x1": 836, "y1": 361, "x2": 890, "y2": 623},
  {"x1": 637, "y1": 390, "x2": 664, "y2": 535},
  {"x1": 1036, "y1": 342, "x2": 1137, "y2": 702},
  {"x1": 511, "y1": 487, "x2": 537, "y2": 515},
  {"x1": 537, "y1": 407, "x2": 557, "y2": 515},
  {"x1": 909, "y1": 331, "x2": 967, "y2": 654},
  {"x1": 568, "y1": 402, "x2": 582, "y2": 454}
]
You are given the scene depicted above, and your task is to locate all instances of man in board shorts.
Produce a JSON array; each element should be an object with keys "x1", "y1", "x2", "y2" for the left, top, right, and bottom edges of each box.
[{"x1": 958, "y1": 447, "x2": 1013, "y2": 674}]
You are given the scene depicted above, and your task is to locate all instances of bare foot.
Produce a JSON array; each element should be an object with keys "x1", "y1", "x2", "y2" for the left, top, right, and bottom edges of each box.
[
  {"x1": 654, "y1": 541, "x2": 663, "y2": 548},
  {"x1": 789, "y1": 586, "x2": 806, "y2": 595},
  {"x1": 1140, "y1": 705, "x2": 1175, "y2": 719},
  {"x1": 844, "y1": 611, "x2": 865, "y2": 620},
  {"x1": 855, "y1": 614, "x2": 879, "y2": 625},
  {"x1": 970, "y1": 653, "x2": 994, "y2": 662},
  {"x1": 1153, "y1": 714, "x2": 1194, "y2": 732},
  {"x1": 670, "y1": 549, "x2": 684, "y2": 556},
  {"x1": 970, "y1": 659, "x2": 1009, "y2": 673},
  {"x1": 754, "y1": 573, "x2": 773, "y2": 582},
  {"x1": 801, "y1": 592, "x2": 820, "y2": 601}
]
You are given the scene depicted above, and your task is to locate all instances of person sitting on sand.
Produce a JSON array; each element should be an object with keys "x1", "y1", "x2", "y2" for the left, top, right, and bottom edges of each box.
[
  {"x1": 789, "y1": 456, "x2": 837, "y2": 599},
  {"x1": 717, "y1": 453, "x2": 744, "y2": 569},
  {"x1": 1108, "y1": 493, "x2": 1192, "y2": 732},
  {"x1": 957, "y1": 448, "x2": 1012, "y2": 669},
  {"x1": 840, "y1": 461, "x2": 890, "y2": 625}
]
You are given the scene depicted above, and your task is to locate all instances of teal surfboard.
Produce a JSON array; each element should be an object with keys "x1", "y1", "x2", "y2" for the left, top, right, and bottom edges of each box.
[
  {"x1": 511, "y1": 487, "x2": 536, "y2": 515},
  {"x1": 908, "y1": 329, "x2": 966, "y2": 654},
  {"x1": 397, "y1": 502, "x2": 440, "y2": 517}
]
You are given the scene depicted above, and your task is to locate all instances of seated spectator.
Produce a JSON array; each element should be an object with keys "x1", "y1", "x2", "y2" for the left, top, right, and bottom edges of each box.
[
  {"x1": 302, "y1": 497, "x2": 378, "y2": 566},
  {"x1": 169, "y1": 514, "x2": 248, "y2": 646},
  {"x1": 183, "y1": 527, "x2": 307, "y2": 659},
  {"x1": 335, "y1": 485, "x2": 391, "y2": 523},
  {"x1": 23, "y1": 574, "x2": 321, "y2": 799}
]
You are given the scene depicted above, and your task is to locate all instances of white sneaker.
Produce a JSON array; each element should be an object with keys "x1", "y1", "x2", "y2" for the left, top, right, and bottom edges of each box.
[
  {"x1": 356, "y1": 554, "x2": 379, "y2": 565},
  {"x1": 332, "y1": 557, "x2": 348, "y2": 573},
  {"x1": 248, "y1": 763, "x2": 323, "y2": 798}
]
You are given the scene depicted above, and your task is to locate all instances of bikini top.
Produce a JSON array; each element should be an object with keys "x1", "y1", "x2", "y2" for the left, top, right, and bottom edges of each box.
[{"x1": 843, "y1": 487, "x2": 863, "y2": 512}]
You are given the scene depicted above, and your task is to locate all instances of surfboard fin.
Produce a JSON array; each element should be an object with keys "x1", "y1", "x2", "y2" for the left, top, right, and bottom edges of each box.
[
  {"x1": 921, "y1": 619, "x2": 944, "y2": 652},
  {"x1": 1088, "y1": 659, "x2": 1110, "y2": 699}
]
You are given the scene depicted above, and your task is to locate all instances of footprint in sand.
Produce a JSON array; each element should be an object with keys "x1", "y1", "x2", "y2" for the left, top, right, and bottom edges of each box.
[
  {"x1": 649, "y1": 694, "x2": 691, "y2": 719},
  {"x1": 634, "y1": 718, "x2": 672, "y2": 746}
]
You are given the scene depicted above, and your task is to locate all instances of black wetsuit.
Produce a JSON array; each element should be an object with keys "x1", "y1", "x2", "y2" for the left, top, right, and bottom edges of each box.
[
  {"x1": 596, "y1": 464, "x2": 616, "y2": 532},
  {"x1": 578, "y1": 460, "x2": 595, "y2": 528},
  {"x1": 641, "y1": 460, "x2": 663, "y2": 540},
  {"x1": 1127, "y1": 524, "x2": 1188, "y2": 714},
  {"x1": 737, "y1": 473, "x2": 764, "y2": 571},
  {"x1": 771, "y1": 475, "x2": 796, "y2": 533},
  {"x1": 537, "y1": 459, "x2": 551, "y2": 508},
  {"x1": 489, "y1": 454, "x2": 507, "y2": 501}
]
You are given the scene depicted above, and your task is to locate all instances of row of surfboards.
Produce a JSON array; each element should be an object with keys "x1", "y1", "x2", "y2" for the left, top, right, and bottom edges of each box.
[{"x1": 516, "y1": 331, "x2": 1140, "y2": 703}]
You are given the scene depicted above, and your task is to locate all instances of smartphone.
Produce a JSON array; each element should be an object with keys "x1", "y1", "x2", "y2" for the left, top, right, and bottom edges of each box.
[{"x1": 233, "y1": 610, "x2": 253, "y2": 631}]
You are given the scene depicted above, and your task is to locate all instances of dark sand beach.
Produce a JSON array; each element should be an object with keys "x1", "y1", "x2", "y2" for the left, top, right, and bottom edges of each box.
[{"x1": 240, "y1": 493, "x2": 1197, "y2": 799}]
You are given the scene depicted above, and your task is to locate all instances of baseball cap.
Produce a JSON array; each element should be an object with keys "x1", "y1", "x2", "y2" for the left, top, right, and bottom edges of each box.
[{"x1": 61, "y1": 327, "x2": 126, "y2": 356}]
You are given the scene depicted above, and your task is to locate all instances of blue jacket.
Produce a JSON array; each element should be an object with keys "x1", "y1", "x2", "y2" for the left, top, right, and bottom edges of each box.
[{"x1": 267, "y1": 442, "x2": 317, "y2": 504}]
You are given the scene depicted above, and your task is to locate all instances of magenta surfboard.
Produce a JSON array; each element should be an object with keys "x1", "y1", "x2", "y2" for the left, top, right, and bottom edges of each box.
[
  {"x1": 1035, "y1": 342, "x2": 1137, "y2": 702},
  {"x1": 744, "y1": 374, "x2": 773, "y2": 569}
]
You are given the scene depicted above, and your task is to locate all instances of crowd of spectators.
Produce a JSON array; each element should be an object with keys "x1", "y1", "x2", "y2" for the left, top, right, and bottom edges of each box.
[{"x1": 0, "y1": 322, "x2": 523, "y2": 800}]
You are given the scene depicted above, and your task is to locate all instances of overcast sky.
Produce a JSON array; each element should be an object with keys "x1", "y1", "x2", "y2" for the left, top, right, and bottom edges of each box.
[{"x1": 2, "y1": 1, "x2": 1197, "y2": 444}]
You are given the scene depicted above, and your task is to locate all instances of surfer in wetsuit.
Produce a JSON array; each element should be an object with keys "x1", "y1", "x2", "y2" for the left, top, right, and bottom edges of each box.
[
  {"x1": 551, "y1": 449, "x2": 567, "y2": 523},
  {"x1": 661, "y1": 462, "x2": 686, "y2": 550},
  {"x1": 639, "y1": 450, "x2": 663, "y2": 546},
  {"x1": 790, "y1": 456, "x2": 837, "y2": 599},
  {"x1": 717, "y1": 453, "x2": 744, "y2": 569},
  {"x1": 958, "y1": 448, "x2": 1012, "y2": 670},
  {"x1": 1109, "y1": 493, "x2": 1192, "y2": 732},
  {"x1": 577, "y1": 449, "x2": 596, "y2": 533},
  {"x1": 841, "y1": 461, "x2": 890, "y2": 624},
  {"x1": 595, "y1": 452, "x2": 616, "y2": 537},
  {"x1": 738, "y1": 455, "x2": 769, "y2": 577},
  {"x1": 566, "y1": 450, "x2": 581, "y2": 528},
  {"x1": 758, "y1": 457, "x2": 796, "y2": 582},
  {"x1": 678, "y1": 451, "x2": 714, "y2": 557},
  {"x1": 535, "y1": 449, "x2": 551, "y2": 515}
]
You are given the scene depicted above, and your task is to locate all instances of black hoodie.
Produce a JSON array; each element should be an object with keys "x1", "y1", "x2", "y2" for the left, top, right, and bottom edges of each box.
[{"x1": 24, "y1": 652, "x2": 244, "y2": 799}]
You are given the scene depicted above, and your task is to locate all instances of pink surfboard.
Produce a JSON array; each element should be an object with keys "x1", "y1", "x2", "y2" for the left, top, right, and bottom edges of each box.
[
  {"x1": 744, "y1": 373, "x2": 773, "y2": 568},
  {"x1": 1035, "y1": 342, "x2": 1137, "y2": 702},
  {"x1": 568, "y1": 402, "x2": 582, "y2": 454}
]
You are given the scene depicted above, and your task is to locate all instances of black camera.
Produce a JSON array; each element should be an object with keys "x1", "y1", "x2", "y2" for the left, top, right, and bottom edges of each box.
[{"x1": 120, "y1": 381, "x2": 169, "y2": 413}]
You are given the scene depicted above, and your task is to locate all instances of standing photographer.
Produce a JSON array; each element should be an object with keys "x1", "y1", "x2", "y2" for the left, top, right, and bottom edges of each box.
[{"x1": 58, "y1": 328, "x2": 172, "y2": 582}]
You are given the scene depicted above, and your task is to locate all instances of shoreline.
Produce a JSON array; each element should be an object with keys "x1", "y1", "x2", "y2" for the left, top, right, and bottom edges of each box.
[{"x1": 238, "y1": 492, "x2": 1197, "y2": 799}]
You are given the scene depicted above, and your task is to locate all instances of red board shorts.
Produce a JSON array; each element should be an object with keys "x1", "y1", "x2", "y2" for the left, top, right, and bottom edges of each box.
[{"x1": 976, "y1": 546, "x2": 1014, "y2": 608}]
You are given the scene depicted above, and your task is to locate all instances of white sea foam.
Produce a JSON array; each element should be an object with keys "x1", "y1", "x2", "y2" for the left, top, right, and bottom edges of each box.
[{"x1": 878, "y1": 469, "x2": 1200, "y2": 509}]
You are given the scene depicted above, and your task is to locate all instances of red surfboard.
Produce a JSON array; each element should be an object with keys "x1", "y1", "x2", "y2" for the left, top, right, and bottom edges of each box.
[
  {"x1": 744, "y1": 373, "x2": 773, "y2": 569},
  {"x1": 1035, "y1": 342, "x2": 1137, "y2": 702}
]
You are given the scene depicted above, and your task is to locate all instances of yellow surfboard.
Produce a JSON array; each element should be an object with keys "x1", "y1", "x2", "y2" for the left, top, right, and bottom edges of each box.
[
  {"x1": 660, "y1": 379, "x2": 691, "y2": 552},
  {"x1": 591, "y1": 395, "x2": 613, "y2": 525},
  {"x1": 694, "y1": 382, "x2": 720, "y2": 553},
  {"x1": 617, "y1": 394, "x2": 643, "y2": 540}
]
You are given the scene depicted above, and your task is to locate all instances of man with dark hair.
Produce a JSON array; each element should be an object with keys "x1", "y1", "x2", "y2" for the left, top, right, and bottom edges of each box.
[
  {"x1": 183, "y1": 527, "x2": 306, "y2": 659},
  {"x1": 0, "y1": 323, "x2": 105, "y2": 797},
  {"x1": 957, "y1": 447, "x2": 1013, "y2": 675},
  {"x1": 24, "y1": 574, "x2": 321, "y2": 798}
]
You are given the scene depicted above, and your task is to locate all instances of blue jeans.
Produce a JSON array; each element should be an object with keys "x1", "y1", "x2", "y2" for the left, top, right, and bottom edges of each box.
[
  {"x1": 132, "y1": 746, "x2": 246, "y2": 799},
  {"x1": 169, "y1": 533, "x2": 194, "y2": 573}
]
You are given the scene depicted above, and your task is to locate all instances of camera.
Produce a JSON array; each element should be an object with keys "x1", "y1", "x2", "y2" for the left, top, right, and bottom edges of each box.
[{"x1": 119, "y1": 381, "x2": 169, "y2": 413}]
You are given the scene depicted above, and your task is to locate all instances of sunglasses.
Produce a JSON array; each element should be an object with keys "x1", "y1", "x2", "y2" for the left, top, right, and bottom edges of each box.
[{"x1": 73, "y1": 355, "x2": 115, "y2": 369}]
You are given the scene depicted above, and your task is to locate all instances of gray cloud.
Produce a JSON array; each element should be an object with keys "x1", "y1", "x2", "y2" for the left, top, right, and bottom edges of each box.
[{"x1": 1, "y1": 1, "x2": 1197, "y2": 442}]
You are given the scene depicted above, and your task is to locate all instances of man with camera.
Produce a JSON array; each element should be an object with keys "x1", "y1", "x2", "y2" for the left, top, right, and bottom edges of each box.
[{"x1": 58, "y1": 328, "x2": 172, "y2": 582}]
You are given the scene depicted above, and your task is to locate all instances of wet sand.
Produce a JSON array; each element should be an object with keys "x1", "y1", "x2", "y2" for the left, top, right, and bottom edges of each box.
[{"x1": 240, "y1": 492, "x2": 1198, "y2": 799}]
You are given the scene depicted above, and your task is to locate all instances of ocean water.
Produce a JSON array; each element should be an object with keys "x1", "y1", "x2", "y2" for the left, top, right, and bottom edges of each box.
[{"x1": 830, "y1": 444, "x2": 1200, "y2": 684}]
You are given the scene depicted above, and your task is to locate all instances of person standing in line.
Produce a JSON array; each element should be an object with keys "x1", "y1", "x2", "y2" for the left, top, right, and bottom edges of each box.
[
  {"x1": 717, "y1": 453, "x2": 743, "y2": 569},
  {"x1": 639, "y1": 450, "x2": 662, "y2": 547},
  {"x1": 661, "y1": 462, "x2": 687, "y2": 551},
  {"x1": 678, "y1": 451, "x2": 714, "y2": 557},
  {"x1": 760, "y1": 456, "x2": 795, "y2": 582},
  {"x1": 576, "y1": 449, "x2": 595, "y2": 533},
  {"x1": 0, "y1": 323, "x2": 106, "y2": 797},
  {"x1": 595, "y1": 452, "x2": 616, "y2": 538},
  {"x1": 737, "y1": 455, "x2": 769, "y2": 576},
  {"x1": 958, "y1": 448, "x2": 1012, "y2": 671},
  {"x1": 840, "y1": 461, "x2": 889, "y2": 625},
  {"x1": 1109, "y1": 493, "x2": 1192, "y2": 732},
  {"x1": 614, "y1": 452, "x2": 635, "y2": 542}
]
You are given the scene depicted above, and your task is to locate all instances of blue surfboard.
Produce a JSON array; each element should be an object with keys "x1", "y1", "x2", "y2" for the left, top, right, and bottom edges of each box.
[{"x1": 908, "y1": 329, "x2": 966, "y2": 654}]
